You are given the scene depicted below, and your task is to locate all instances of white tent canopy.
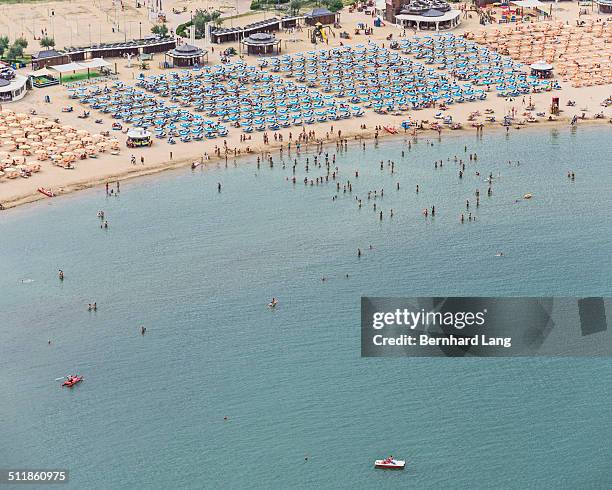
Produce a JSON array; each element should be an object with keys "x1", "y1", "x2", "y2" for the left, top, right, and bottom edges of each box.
[
  {"x1": 49, "y1": 62, "x2": 85, "y2": 74},
  {"x1": 127, "y1": 128, "x2": 151, "y2": 139},
  {"x1": 79, "y1": 58, "x2": 111, "y2": 70},
  {"x1": 28, "y1": 67, "x2": 53, "y2": 77},
  {"x1": 530, "y1": 60, "x2": 553, "y2": 71},
  {"x1": 511, "y1": 0, "x2": 545, "y2": 8},
  {"x1": 49, "y1": 59, "x2": 109, "y2": 74}
]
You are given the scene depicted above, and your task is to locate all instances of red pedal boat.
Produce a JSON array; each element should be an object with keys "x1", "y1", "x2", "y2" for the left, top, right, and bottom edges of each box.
[
  {"x1": 37, "y1": 187, "x2": 55, "y2": 197},
  {"x1": 62, "y1": 375, "x2": 83, "y2": 387},
  {"x1": 383, "y1": 126, "x2": 397, "y2": 134}
]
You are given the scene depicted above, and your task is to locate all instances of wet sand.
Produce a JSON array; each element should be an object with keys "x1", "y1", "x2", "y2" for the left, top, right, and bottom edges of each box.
[{"x1": 1, "y1": 114, "x2": 608, "y2": 211}]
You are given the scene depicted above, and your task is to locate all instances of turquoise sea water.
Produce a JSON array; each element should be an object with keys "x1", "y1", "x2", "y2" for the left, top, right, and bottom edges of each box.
[{"x1": 1, "y1": 126, "x2": 611, "y2": 489}]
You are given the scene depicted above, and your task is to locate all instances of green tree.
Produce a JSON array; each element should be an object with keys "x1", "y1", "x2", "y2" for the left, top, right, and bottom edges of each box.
[
  {"x1": 289, "y1": 0, "x2": 304, "y2": 15},
  {"x1": 151, "y1": 23, "x2": 169, "y2": 37},
  {"x1": 40, "y1": 36, "x2": 55, "y2": 48},
  {"x1": 323, "y1": 0, "x2": 343, "y2": 12},
  {"x1": 6, "y1": 43, "x2": 24, "y2": 60},
  {"x1": 192, "y1": 9, "x2": 223, "y2": 37},
  {"x1": 0, "y1": 35, "x2": 9, "y2": 54},
  {"x1": 192, "y1": 10, "x2": 208, "y2": 37},
  {"x1": 14, "y1": 37, "x2": 28, "y2": 49},
  {"x1": 210, "y1": 11, "x2": 223, "y2": 28}
]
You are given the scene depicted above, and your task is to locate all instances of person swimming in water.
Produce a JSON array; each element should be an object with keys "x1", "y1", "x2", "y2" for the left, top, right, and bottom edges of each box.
[{"x1": 58, "y1": 270, "x2": 64, "y2": 280}]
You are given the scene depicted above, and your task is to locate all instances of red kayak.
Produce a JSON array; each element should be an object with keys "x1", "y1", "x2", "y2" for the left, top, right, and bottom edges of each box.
[
  {"x1": 383, "y1": 126, "x2": 397, "y2": 134},
  {"x1": 62, "y1": 375, "x2": 83, "y2": 387},
  {"x1": 37, "y1": 187, "x2": 55, "y2": 197}
]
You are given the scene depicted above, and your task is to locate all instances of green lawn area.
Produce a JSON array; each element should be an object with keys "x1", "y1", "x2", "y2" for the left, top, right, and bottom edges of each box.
[{"x1": 59, "y1": 71, "x2": 104, "y2": 84}]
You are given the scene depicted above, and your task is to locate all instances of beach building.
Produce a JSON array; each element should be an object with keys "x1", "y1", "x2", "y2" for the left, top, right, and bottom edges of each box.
[
  {"x1": 32, "y1": 38, "x2": 176, "y2": 71},
  {"x1": 240, "y1": 33, "x2": 281, "y2": 56},
  {"x1": 126, "y1": 128, "x2": 152, "y2": 148},
  {"x1": 31, "y1": 50, "x2": 71, "y2": 70},
  {"x1": 304, "y1": 8, "x2": 339, "y2": 26},
  {"x1": 595, "y1": 0, "x2": 612, "y2": 13},
  {"x1": 387, "y1": 0, "x2": 461, "y2": 30},
  {"x1": 164, "y1": 44, "x2": 208, "y2": 67},
  {"x1": 67, "y1": 37, "x2": 176, "y2": 62},
  {"x1": 530, "y1": 60, "x2": 554, "y2": 79},
  {"x1": 0, "y1": 70, "x2": 28, "y2": 102},
  {"x1": 395, "y1": 8, "x2": 461, "y2": 30},
  {"x1": 47, "y1": 38, "x2": 176, "y2": 64},
  {"x1": 210, "y1": 17, "x2": 299, "y2": 44}
]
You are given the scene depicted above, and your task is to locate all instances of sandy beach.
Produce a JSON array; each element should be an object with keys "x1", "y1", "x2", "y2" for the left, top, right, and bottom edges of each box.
[{"x1": 1, "y1": 0, "x2": 611, "y2": 210}]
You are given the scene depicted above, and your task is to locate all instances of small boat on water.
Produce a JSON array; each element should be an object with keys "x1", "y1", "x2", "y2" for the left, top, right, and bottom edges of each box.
[
  {"x1": 375, "y1": 457, "x2": 405, "y2": 470},
  {"x1": 62, "y1": 375, "x2": 83, "y2": 388},
  {"x1": 523, "y1": 193, "x2": 533, "y2": 199},
  {"x1": 37, "y1": 187, "x2": 55, "y2": 197}
]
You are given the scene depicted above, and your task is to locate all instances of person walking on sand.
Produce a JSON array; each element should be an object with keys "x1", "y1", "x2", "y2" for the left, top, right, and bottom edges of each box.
[
  {"x1": 131, "y1": 155, "x2": 136, "y2": 165},
  {"x1": 140, "y1": 156, "x2": 145, "y2": 165}
]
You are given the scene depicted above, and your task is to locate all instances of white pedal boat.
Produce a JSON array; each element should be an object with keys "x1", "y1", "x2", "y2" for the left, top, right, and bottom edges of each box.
[{"x1": 374, "y1": 458, "x2": 405, "y2": 470}]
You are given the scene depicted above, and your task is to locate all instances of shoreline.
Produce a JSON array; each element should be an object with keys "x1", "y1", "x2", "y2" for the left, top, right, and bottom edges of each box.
[{"x1": 0, "y1": 116, "x2": 609, "y2": 212}]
